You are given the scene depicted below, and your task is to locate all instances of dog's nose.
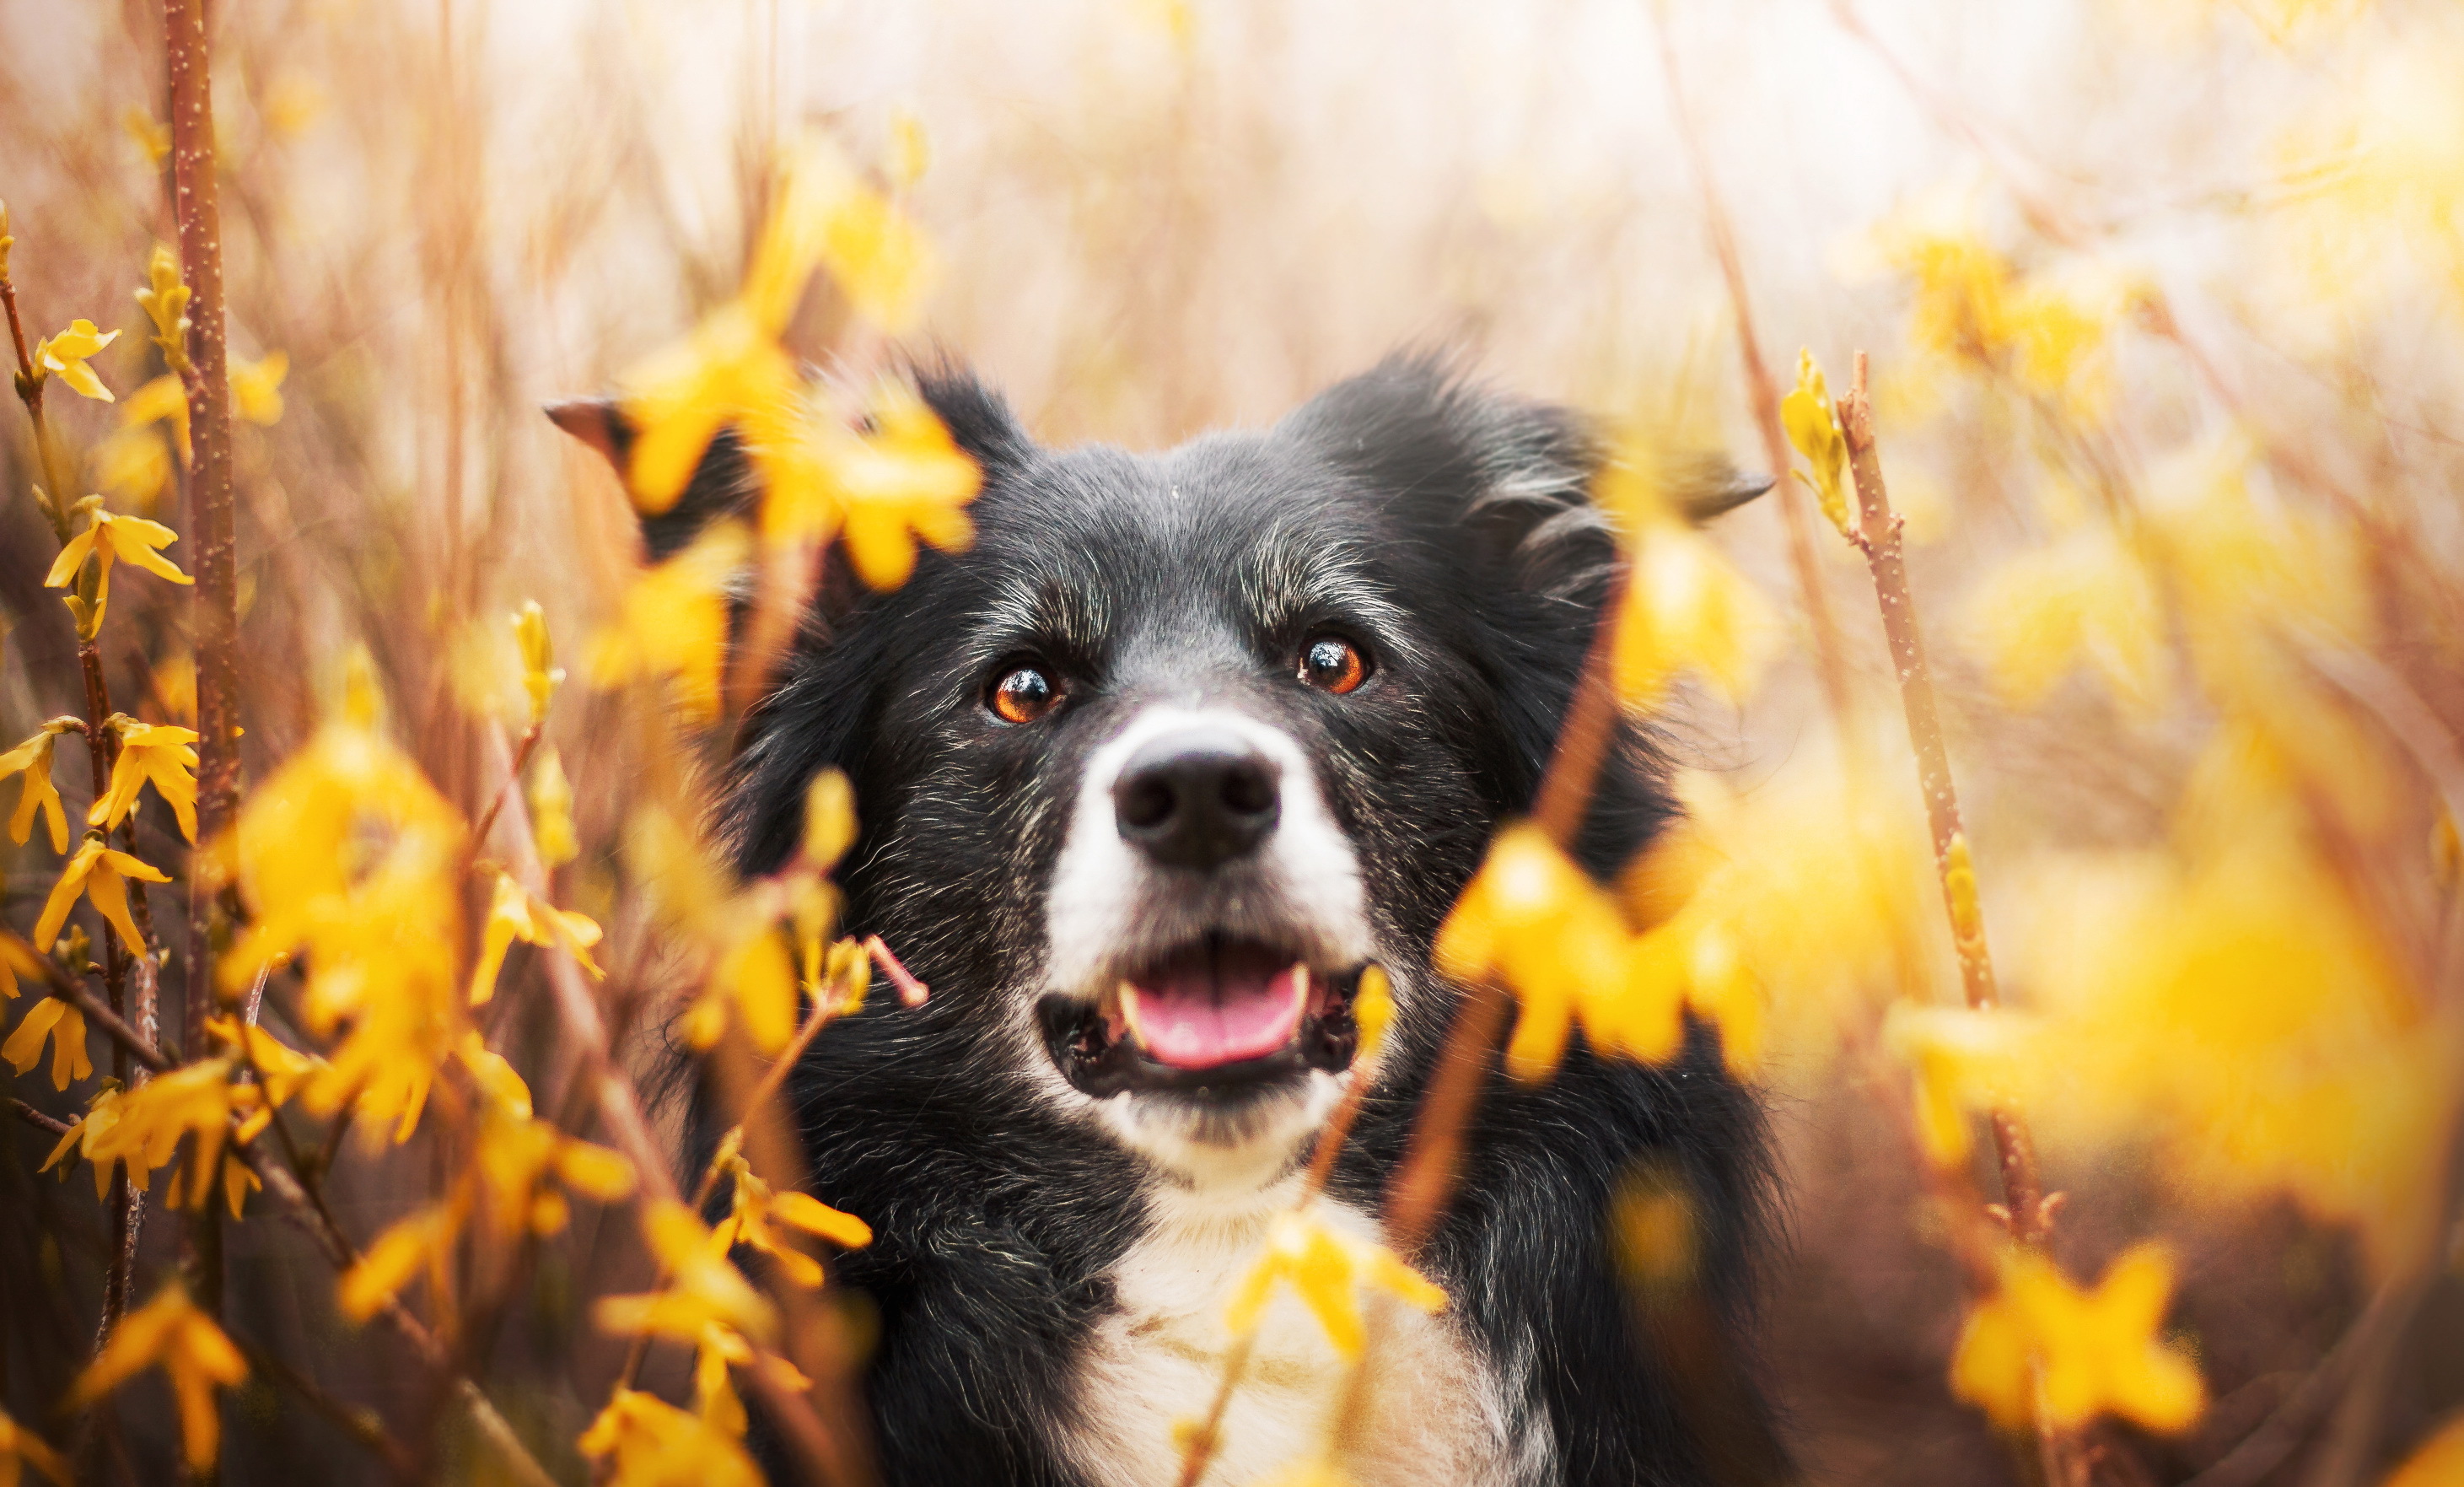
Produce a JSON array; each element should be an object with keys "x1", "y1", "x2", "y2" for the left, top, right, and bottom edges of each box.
[{"x1": 1112, "y1": 729, "x2": 1282, "y2": 870}]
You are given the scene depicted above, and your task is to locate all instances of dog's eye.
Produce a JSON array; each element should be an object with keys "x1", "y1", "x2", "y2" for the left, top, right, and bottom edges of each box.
[
  {"x1": 989, "y1": 665, "x2": 1062, "y2": 725},
  {"x1": 1298, "y1": 636, "x2": 1369, "y2": 695}
]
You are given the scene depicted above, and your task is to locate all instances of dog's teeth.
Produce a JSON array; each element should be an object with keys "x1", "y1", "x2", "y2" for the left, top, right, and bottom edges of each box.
[
  {"x1": 1116, "y1": 981, "x2": 1145, "y2": 1043},
  {"x1": 1292, "y1": 962, "x2": 1311, "y2": 1003}
]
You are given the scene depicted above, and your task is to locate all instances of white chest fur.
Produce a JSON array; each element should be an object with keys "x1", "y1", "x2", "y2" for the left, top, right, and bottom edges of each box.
[{"x1": 1063, "y1": 1181, "x2": 1508, "y2": 1487}]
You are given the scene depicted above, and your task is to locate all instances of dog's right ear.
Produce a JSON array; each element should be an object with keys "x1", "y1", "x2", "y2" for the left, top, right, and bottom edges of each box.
[{"x1": 546, "y1": 398, "x2": 760, "y2": 563}]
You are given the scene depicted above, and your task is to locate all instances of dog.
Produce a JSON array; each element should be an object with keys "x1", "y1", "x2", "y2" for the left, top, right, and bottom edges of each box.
[{"x1": 557, "y1": 355, "x2": 1787, "y2": 1487}]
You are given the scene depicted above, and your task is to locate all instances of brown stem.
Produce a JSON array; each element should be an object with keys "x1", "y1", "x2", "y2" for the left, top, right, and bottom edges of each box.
[
  {"x1": 38, "y1": 962, "x2": 175, "y2": 1074},
  {"x1": 1649, "y1": 10, "x2": 1857, "y2": 735},
  {"x1": 0, "y1": 261, "x2": 75, "y2": 541},
  {"x1": 612, "y1": 985, "x2": 847, "y2": 1394},
  {"x1": 7, "y1": 1095, "x2": 73, "y2": 1136},
  {"x1": 229, "y1": 1333, "x2": 420, "y2": 1484},
  {"x1": 467, "y1": 724, "x2": 541, "y2": 854},
  {"x1": 165, "y1": 0, "x2": 240, "y2": 1063}
]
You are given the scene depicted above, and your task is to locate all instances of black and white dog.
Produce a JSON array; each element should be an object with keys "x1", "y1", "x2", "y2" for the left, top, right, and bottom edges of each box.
[{"x1": 568, "y1": 356, "x2": 1787, "y2": 1486}]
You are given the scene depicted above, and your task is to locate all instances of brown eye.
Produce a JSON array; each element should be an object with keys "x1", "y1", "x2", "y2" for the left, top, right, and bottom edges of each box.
[
  {"x1": 990, "y1": 665, "x2": 1061, "y2": 725},
  {"x1": 1299, "y1": 636, "x2": 1368, "y2": 695}
]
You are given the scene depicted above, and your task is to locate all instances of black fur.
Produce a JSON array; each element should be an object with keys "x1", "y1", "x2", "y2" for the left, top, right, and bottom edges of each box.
[{"x1": 686, "y1": 354, "x2": 1783, "y2": 1485}]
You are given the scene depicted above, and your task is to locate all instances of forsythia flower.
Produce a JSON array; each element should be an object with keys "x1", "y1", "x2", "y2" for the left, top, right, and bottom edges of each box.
[
  {"x1": 2384, "y1": 1411, "x2": 2464, "y2": 1487},
  {"x1": 1950, "y1": 1244, "x2": 2203, "y2": 1435},
  {"x1": 35, "y1": 833, "x2": 172, "y2": 955},
  {"x1": 1961, "y1": 521, "x2": 2167, "y2": 714},
  {"x1": 467, "y1": 1041, "x2": 636, "y2": 1235},
  {"x1": 580, "y1": 1389, "x2": 763, "y2": 1487},
  {"x1": 3, "y1": 997, "x2": 91, "y2": 1090},
  {"x1": 596, "y1": 1201, "x2": 777, "y2": 1346},
  {"x1": 83, "y1": 1058, "x2": 266, "y2": 1213},
  {"x1": 0, "y1": 934, "x2": 44, "y2": 1000},
  {"x1": 0, "y1": 1403, "x2": 73, "y2": 1487},
  {"x1": 134, "y1": 245, "x2": 191, "y2": 372},
  {"x1": 1255, "y1": 1460, "x2": 1354, "y2": 1487},
  {"x1": 71, "y1": 1284, "x2": 249, "y2": 1472},
  {"x1": 468, "y1": 867, "x2": 605, "y2": 1005},
  {"x1": 628, "y1": 805, "x2": 805, "y2": 1054},
  {"x1": 589, "y1": 524, "x2": 747, "y2": 727},
  {"x1": 1882, "y1": 1001, "x2": 2032, "y2": 1168},
  {"x1": 1223, "y1": 1210, "x2": 1446, "y2": 1359},
  {"x1": 44, "y1": 496, "x2": 196, "y2": 633},
  {"x1": 514, "y1": 599, "x2": 562, "y2": 725},
  {"x1": 1353, "y1": 962, "x2": 1396, "y2": 1062},
  {"x1": 761, "y1": 382, "x2": 981, "y2": 587},
  {"x1": 529, "y1": 746, "x2": 580, "y2": 869},
  {"x1": 41, "y1": 1081, "x2": 129, "y2": 1199},
  {"x1": 222, "y1": 686, "x2": 466, "y2": 1142},
  {"x1": 1, "y1": 722, "x2": 74, "y2": 853},
  {"x1": 90, "y1": 718, "x2": 200, "y2": 841},
  {"x1": 1432, "y1": 822, "x2": 1636, "y2": 1078},
  {"x1": 710, "y1": 1146, "x2": 871, "y2": 1287},
  {"x1": 1594, "y1": 441, "x2": 1778, "y2": 707},
  {"x1": 229, "y1": 350, "x2": 287, "y2": 424},
  {"x1": 34, "y1": 319, "x2": 119, "y2": 401},
  {"x1": 122, "y1": 372, "x2": 192, "y2": 461},
  {"x1": 206, "y1": 1016, "x2": 325, "y2": 1106},
  {"x1": 338, "y1": 1205, "x2": 453, "y2": 1321},
  {"x1": 1781, "y1": 350, "x2": 1856, "y2": 540}
]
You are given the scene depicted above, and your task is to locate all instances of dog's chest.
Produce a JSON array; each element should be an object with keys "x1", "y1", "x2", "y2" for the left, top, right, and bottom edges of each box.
[{"x1": 1061, "y1": 1190, "x2": 1504, "y2": 1487}]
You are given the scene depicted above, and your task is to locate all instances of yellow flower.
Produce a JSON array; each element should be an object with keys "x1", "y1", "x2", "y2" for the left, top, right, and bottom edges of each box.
[
  {"x1": 622, "y1": 304, "x2": 802, "y2": 516},
  {"x1": 35, "y1": 833, "x2": 171, "y2": 955},
  {"x1": 1255, "y1": 1460, "x2": 1354, "y2": 1487},
  {"x1": 71, "y1": 1284, "x2": 248, "y2": 1472},
  {"x1": 761, "y1": 383, "x2": 981, "y2": 587},
  {"x1": 0, "y1": 933, "x2": 44, "y2": 1001},
  {"x1": 596, "y1": 1201, "x2": 777, "y2": 1346},
  {"x1": 205, "y1": 1016, "x2": 325, "y2": 1106},
  {"x1": 3, "y1": 997, "x2": 91, "y2": 1090},
  {"x1": 41, "y1": 1080, "x2": 129, "y2": 1199},
  {"x1": 580, "y1": 1389, "x2": 764, "y2": 1487},
  {"x1": 1433, "y1": 822, "x2": 1632, "y2": 1079},
  {"x1": 752, "y1": 134, "x2": 938, "y2": 335},
  {"x1": 1354, "y1": 962, "x2": 1396, "y2": 1062},
  {"x1": 83, "y1": 1059, "x2": 265, "y2": 1212},
  {"x1": 0, "y1": 1403, "x2": 73, "y2": 1487},
  {"x1": 1780, "y1": 350, "x2": 1855, "y2": 541},
  {"x1": 43, "y1": 497, "x2": 196, "y2": 633},
  {"x1": 94, "y1": 425, "x2": 175, "y2": 510},
  {"x1": 628, "y1": 807, "x2": 808, "y2": 1053},
  {"x1": 1, "y1": 724, "x2": 73, "y2": 854},
  {"x1": 338, "y1": 1204, "x2": 454, "y2": 1321},
  {"x1": 711, "y1": 1150, "x2": 871, "y2": 1288},
  {"x1": 35, "y1": 319, "x2": 119, "y2": 401},
  {"x1": 1882, "y1": 1001, "x2": 2031, "y2": 1168},
  {"x1": 230, "y1": 349, "x2": 287, "y2": 424},
  {"x1": 468, "y1": 868, "x2": 605, "y2": 1005},
  {"x1": 1950, "y1": 1244, "x2": 2203, "y2": 1436},
  {"x1": 90, "y1": 719, "x2": 200, "y2": 842},
  {"x1": 1960, "y1": 523, "x2": 2166, "y2": 714},
  {"x1": 122, "y1": 372, "x2": 192, "y2": 462},
  {"x1": 1594, "y1": 437, "x2": 1778, "y2": 706},
  {"x1": 2384, "y1": 1410, "x2": 2464, "y2": 1487},
  {"x1": 221, "y1": 705, "x2": 466, "y2": 1143},
  {"x1": 134, "y1": 245, "x2": 191, "y2": 373},
  {"x1": 464, "y1": 1041, "x2": 636, "y2": 1236},
  {"x1": 124, "y1": 107, "x2": 173, "y2": 164},
  {"x1": 589, "y1": 524, "x2": 747, "y2": 725},
  {"x1": 1223, "y1": 1210, "x2": 1446, "y2": 1359},
  {"x1": 529, "y1": 746, "x2": 579, "y2": 870},
  {"x1": 514, "y1": 600, "x2": 562, "y2": 725}
]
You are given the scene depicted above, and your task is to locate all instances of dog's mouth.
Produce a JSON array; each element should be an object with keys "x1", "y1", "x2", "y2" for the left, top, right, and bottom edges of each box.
[{"x1": 1038, "y1": 934, "x2": 1364, "y2": 1100}]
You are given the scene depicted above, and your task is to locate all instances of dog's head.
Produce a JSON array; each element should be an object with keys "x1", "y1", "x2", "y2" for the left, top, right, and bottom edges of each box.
[{"x1": 560, "y1": 355, "x2": 1756, "y2": 1192}]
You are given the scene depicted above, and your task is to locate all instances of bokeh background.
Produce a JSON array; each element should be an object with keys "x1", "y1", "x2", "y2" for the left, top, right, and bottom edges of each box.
[{"x1": 3, "y1": 0, "x2": 2461, "y2": 1483}]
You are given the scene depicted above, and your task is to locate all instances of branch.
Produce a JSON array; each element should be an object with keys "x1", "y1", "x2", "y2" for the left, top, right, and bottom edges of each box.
[
  {"x1": 8, "y1": 1095, "x2": 73, "y2": 1137},
  {"x1": 165, "y1": 0, "x2": 241, "y2": 1049}
]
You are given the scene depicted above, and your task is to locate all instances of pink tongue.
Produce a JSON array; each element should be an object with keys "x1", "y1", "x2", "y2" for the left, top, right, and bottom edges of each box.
[{"x1": 1125, "y1": 962, "x2": 1305, "y2": 1069}]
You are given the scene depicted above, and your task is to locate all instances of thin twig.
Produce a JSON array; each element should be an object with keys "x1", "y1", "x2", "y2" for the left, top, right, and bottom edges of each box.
[
  {"x1": 165, "y1": 0, "x2": 240, "y2": 1064},
  {"x1": 8, "y1": 1096, "x2": 73, "y2": 1137},
  {"x1": 1649, "y1": 6, "x2": 1857, "y2": 735}
]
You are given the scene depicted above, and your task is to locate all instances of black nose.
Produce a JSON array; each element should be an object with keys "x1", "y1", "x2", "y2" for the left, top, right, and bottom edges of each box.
[{"x1": 1112, "y1": 728, "x2": 1282, "y2": 870}]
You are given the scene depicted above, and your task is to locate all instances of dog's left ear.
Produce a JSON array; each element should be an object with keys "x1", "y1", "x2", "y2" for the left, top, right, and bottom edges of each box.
[{"x1": 546, "y1": 398, "x2": 760, "y2": 563}]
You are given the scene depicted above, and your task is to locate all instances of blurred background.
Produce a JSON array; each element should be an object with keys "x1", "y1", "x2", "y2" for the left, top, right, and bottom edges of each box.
[{"x1": 3, "y1": 0, "x2": 2460, "y2": 1483}]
